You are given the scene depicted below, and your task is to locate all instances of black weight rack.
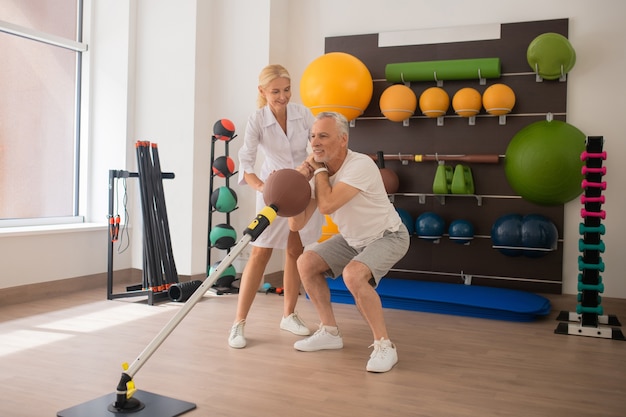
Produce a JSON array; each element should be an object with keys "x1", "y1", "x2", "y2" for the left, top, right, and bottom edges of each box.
[
  {"x1": 555, "y1": 136, "x2": 624, "y2": 340},
  {"x1": 107, "y1": 142, "x2": 177, "y2": 305},
  {"x1": 207, "y1": 124, "x2": 238, "y2": 294}
]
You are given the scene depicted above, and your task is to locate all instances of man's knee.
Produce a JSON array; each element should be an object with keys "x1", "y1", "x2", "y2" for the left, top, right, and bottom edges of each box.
[
  {"x1": 342, "y1": 261, "x2": 373, "y2": 291},
  {"x1": 297, "y1": 251, "x2": 325, "y2": 278}
]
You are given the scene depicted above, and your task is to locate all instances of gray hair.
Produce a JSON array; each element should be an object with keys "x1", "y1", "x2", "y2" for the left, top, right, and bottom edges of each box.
[{"x1": 315, "y1": 112, "x2": 349, "y2": 137}]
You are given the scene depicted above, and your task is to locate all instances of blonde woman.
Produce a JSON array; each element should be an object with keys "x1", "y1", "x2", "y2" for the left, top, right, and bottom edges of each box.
[{"x1": 229, "y1": 64, "x2": 322, "y2": 348}]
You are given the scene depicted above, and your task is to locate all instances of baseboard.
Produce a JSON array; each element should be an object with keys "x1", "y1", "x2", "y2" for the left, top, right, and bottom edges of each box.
[
  {"x1": 0, "y1": 269, "x2": 283, "y2": 306},
  {"x1": 0, "y1": 269, "x2": 187, "y2": 306}
]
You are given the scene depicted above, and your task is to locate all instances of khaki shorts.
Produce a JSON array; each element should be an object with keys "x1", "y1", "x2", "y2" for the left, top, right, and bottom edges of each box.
[{"x1": 311, "y1": 224, "x2": 410, "y2": 288}]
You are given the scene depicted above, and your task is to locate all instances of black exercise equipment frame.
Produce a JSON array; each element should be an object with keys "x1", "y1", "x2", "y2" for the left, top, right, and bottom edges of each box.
[{"x1": 107, "y1": 169, "x2": 175, "y2": 305}]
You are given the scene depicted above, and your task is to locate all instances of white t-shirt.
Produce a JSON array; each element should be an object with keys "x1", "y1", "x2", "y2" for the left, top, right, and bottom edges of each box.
[
  {"x1": 316, "y1": 150, "x2": 402, "y2": 248},
  {"x1": 237, "y1": 103, "x2": 321, "y2": 248}
]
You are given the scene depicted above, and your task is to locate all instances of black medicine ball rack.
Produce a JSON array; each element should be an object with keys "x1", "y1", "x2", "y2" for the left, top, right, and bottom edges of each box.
[
  {"x1": 555, "y1": 136, "x2": 624, "y2": 340},
  {"x1": 107, "y1": 142, "x2": 178, "y2": 305},
  {"x1": 207, "y1": 121, "x2": 239, "y2": 294}
]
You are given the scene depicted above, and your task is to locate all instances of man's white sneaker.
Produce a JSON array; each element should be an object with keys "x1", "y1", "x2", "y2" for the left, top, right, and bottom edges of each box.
[
  {"x1": 366, "y1": 338, "x2": 398, "y2": 372},
  {"x1": 228, "y1": 320, "x2": 246, "y2": 349},
  {"x1": 280, "y1": 312, "x2": 311, "y2": 336},
  {"x1": 294, "y1": 325, "x2": 343, "y2": 352}
]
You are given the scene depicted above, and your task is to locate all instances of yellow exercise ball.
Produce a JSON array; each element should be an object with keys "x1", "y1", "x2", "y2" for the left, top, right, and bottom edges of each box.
[
  {"x1": 452, "y1": 87, "x2": 482, "y2": 117},
  {"x1": 300, "y1": 52, "x2": 373, "y2": 121},
  {"x1": 482, "y1": 83, "x2": 516, "y2": 116},
  {"x1": 379, "y1": 84, "x2": 417, "y2": 122},
  {"x1": 419, "y1": 87, "x2": 450, "y2": 118},
  {"x1": 319, "y1": 215, "x2": 339, "y2": 242}
]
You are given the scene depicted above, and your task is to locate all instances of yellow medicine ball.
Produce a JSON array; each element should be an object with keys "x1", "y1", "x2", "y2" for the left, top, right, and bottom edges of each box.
[
  {"x1": 300, "y1": 52, "x2": 373, "y2": 121},
  {"x1": 482, "y1": 83, "x2": 516, "y2": 116},
  {"x1": 419, "y1": 87, "x2": 450, "y2": 118},
  {"x1": 452, "y1": 87, "x2": 482, "y2": 117},
  {"x1": 379, "y1": 84, "x2": 417, "y2": 122}
]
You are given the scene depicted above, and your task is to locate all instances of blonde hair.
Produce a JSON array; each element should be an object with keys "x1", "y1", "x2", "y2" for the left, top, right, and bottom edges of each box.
[{"x1": 257, "y1": 64, "x2": 291, "y2": 108}]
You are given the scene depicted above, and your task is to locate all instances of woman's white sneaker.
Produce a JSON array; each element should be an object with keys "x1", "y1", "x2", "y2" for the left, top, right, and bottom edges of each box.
[
  {"x1": 228, "y1": 320, "x2": 246, "y2": 349},
  {"x1": 280, "y1": 312, "x2": 311, "y2": 336}
]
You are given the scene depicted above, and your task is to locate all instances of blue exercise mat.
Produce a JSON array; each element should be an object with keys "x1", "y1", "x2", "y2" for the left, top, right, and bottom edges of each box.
[{"x1": 326, "y1": 277, "x2": 551, "y2": 322}]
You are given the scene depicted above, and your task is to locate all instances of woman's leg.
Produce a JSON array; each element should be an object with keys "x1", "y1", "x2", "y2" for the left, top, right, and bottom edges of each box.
[
  {"x1": 283, "y1": 231, "x2": 304, "y2": 317},
  {"x1": 234, "y1": 246, "x2": 273, "y2": 323}
]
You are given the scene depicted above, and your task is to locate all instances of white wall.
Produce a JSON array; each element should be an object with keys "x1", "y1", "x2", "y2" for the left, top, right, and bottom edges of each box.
[{"x1": 1, "y1": 0, "x2": 625, "y2": 299}]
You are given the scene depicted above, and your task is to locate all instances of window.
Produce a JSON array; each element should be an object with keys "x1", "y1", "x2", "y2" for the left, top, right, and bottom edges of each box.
[{"x1": 0, "y1": 0, "x2": 86, "y2": 226}]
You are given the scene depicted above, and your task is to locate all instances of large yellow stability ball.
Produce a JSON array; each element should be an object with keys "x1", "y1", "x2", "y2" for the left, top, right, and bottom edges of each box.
[
  {"x1": 300, "y1": 52, "x2": 373, "y2": 121},
  {"x1": 379, "y1": 84, "x2": 417, "y2": 122}
]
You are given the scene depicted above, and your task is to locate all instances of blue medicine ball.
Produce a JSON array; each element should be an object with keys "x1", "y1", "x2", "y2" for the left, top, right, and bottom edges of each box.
[
  {"x1": 416, "y1": 212, "x2": 445, "y2": 241},
  {"x1": 491, "y1": 214, "x2": 523, "y2": 256},
  {"x1": 448, "y1": 219, "x2": 474, "y2": 245},
  {"x1": 521, "y1": 214, "x2": 558, "y2": 258},
  {"x1": 395, "y1": 207, "x2": 415, "y2": 235}
]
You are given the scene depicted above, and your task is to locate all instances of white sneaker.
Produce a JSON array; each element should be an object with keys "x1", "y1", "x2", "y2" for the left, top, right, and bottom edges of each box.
[
  {"x1": 228, "y1": 320, "x2": 246, "y2": 349},
  {"x1": 280, "y1": 312, "x2": 311, "y2": 336},
  {"x1": 366, "y1": 338, "x2": 398, "y2": 372},
  {"x1": 294, "y1": 325, "x2": 343, "y2": 352}
]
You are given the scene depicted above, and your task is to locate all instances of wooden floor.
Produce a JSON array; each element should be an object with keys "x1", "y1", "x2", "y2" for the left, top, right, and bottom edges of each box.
[{"x1": 1, "y1": 283, "x2": 625, "y2": 417}]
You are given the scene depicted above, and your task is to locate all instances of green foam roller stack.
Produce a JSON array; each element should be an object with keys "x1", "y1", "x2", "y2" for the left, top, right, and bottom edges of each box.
[{"x1": 385, "y1": 58, "x2": 501, "y2": 83}]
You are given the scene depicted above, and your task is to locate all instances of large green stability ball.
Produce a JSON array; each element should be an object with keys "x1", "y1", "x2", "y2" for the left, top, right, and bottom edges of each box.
[{"x1": 504, "y1": 120, "x2": 585, "y2": 205}]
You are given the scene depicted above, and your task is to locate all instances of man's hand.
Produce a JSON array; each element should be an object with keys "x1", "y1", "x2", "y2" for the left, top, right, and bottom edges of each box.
[
  {"x1": 306, "y1": 154, "x2": 324, "y2": 171},
  {"x1": 296, "y1": 160, "x2": 315, "y2": 181}
]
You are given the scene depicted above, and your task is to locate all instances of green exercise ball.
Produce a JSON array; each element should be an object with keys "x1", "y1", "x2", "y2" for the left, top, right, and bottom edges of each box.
[
  {"x1": 210, "y1": 223, "x2": 237, "y2": 249},
  {"x1": 527, "y1": 32, "x2": 576, "y2": 80},
  {"x1": 208, "y1": 261, "x2": 237, "y2": 287},
  {"x1": 504, "y1": 119, "x2": 585, "y2": 206},
  {"x1": 210, "y1": 186, "x2": 237, "y2": 213}
]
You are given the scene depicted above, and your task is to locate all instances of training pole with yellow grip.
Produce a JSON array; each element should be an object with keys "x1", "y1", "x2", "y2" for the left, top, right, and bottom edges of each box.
[{"x1": 111, "y1": 205, "x2": 277, "y2": 413}]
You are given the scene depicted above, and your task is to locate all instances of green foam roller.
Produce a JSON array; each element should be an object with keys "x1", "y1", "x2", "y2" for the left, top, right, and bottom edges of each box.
[{"x1": 385, "y1": 58, "x2": 501, "y2": 83}]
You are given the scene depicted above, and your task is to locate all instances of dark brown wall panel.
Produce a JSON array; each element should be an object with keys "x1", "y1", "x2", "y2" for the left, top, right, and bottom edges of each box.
[{"x1": 324, "y1": 19, "x2": 570, "y2": 293}]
